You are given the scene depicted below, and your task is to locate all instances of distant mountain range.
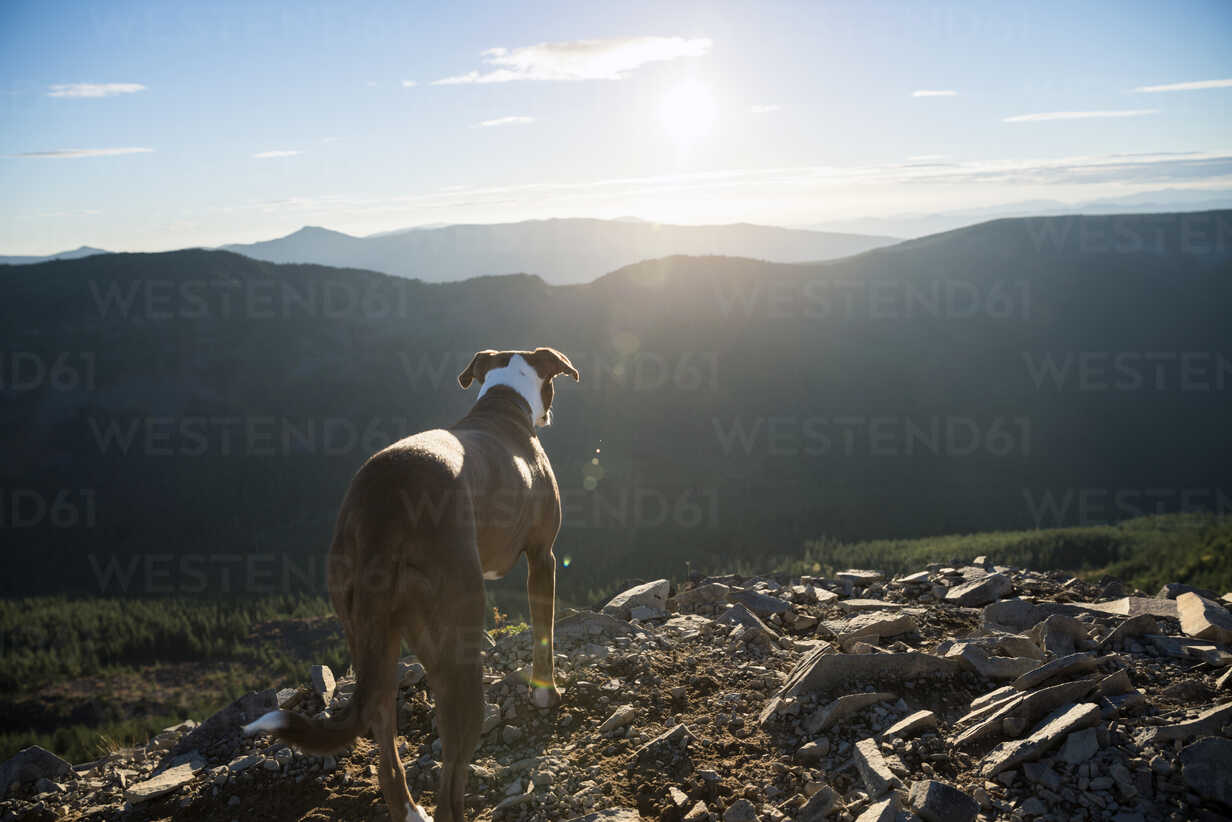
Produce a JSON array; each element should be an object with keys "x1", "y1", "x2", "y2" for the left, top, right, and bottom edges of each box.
[
  {"x1": 809, "y1": 188, "x2": 1232, "y2": 238},
  {"x1": 3, "y1": 210, "x2": 1230, "y2": 601},
  {"x1": 0, "y1": 246, "x2": 109, "y2": 266},
  {"x1": 219, "y1": 218, "x2": 898, "y2": 284}
]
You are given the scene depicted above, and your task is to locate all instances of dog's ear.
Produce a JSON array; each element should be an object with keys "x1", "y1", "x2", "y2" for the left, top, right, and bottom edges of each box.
[
  {"x1": 458, "y1": 350, "x2": 499, "y2": 389},
  {"x1": 527, "y1": 347, "x2": 580, "y2": 382}
]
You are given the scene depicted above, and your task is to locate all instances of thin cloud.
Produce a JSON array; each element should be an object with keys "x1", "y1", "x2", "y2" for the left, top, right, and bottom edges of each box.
[
  {"x1": 6, "y1": 147, "x2": 153, "y2": 159},
  {"x1": 749, "y1": 104, "x2": 780, "y2": 114},
  {"x1": 252, "y1": 150, "x2": 301, "y2": 158},
  {"x1": 1132, "y1": 77, "x2": 1232, "y2": 93},
  {"x1": 48, "y1": 83, "x2": 146, "y2": 98},
  {"x1": 1004, "y1": 109, "x2": 1158, "y2": 123},
  {"x1": 434, "y1": 35, "x2": 711, "y2": 84},
  {"x1": 476, "y1": 116, "x2": 535, "y2": 128},
  {"x1": 912, "y1": 90, "x2": 957, "y2": 97},
  {"x1": 401, "y1": 80, "x2": 418, "y2": 87}
]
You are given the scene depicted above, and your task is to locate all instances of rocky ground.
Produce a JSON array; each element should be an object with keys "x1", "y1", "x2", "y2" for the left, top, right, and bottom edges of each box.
[{"x1": 3, "y1": 561, "x2": 1232, "y2": 822}]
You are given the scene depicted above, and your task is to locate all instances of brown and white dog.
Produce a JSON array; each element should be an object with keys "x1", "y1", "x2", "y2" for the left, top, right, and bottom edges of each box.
[{"x1": 244, "y1": 347, "x2": 579, "y2": 822}]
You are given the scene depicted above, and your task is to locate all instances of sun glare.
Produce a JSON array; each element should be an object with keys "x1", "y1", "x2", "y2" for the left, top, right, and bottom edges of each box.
[{"x1": 659, "y1": 80, "x2": 717, "y2": 145}]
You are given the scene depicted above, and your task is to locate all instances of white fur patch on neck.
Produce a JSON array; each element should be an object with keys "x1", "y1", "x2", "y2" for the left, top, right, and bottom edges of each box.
[{"x1": 477, "y1": 354, "x2": 548, "y2": 426}]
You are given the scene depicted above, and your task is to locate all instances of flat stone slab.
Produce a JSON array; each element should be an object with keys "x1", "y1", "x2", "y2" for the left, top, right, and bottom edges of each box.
[
  {"x1": 854, "y1": 738, "x2": 901, "y2": 797},
  {"x1": 603, "y1": 579, "x2": 669, "y2": 620},
  {"x1": 952, "y1": 644, "x2": 1039, "y2": 681},
  {"x1": 1180, "y1": 737, "x2": 1232, "y2": 807},
  {"x1": 945, "y1": 573, "x2": 1012, "y2": 607},
  {"x1": 1083, "y1": 597, "x2": 1179, "y2": 619},
  {"x1": 564, "y1": 810, "x2": 644, "y2": 822},
  {"x1": 854, "y1": 797, "x2": 897, "y2": 822},
  {"x1": 979, "y1": 702, "x2": 1101, "y2": 776},
  {"x1": 555, "y1": 611, "x2": 637, "y2": 640},
  {"x1": 1012, "y1": 652, "x2": 1098, "y2": 691},
  {"x1": 822, "y1": 612, "x2": 918, "y2": 648},
  {"x1": 837, "y1": 599, "x2": 903, "y2": 612},
  {"x1": 1177, "y1": 592, "x2": 1232, "y2": 645},
  {"x1": 1136, "y1": 701, "x2": 1232, "y2": 745},
  {"x1": 805, "y1": 691, "x2": 896, "y2": 733},
  {"x1": 673, "y1": 582, "x2": 731, "y2": 613},
  {"x1": 768, "y1": 648, "x2": 958, "y2": 707},
  {"x1": 880, "y1": 710, "x2": 938, "y2": 740},
  {"x1": 126, "y1": 760, "x2": 202, "y2": 803},
  {"x1": 728, "y1": 588, "x2": 792, "y2": 616}
]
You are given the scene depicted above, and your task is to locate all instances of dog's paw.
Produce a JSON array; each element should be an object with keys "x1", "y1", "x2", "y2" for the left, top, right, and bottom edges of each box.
[{"x1": 530, "y1": 684, "x2": 562, "y2": 709}]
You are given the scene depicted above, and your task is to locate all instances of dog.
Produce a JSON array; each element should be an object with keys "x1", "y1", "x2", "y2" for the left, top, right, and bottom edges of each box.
[{"x1": 244, "y1": 347, "x2": 579, "y2": 822}]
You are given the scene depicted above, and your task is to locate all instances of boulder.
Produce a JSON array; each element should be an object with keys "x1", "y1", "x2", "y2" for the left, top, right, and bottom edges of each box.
[
  {"x1": 854, "y1": 738, "x2": 901, "y2": 797},
  {"x1": 310, "y1": 664, "x2": 335, "y2": 703},
  {"x1": 908, "y1": 779, "x2": 978, "y2": 822},
  {"x1": 603, "y1": 580, "x2": 670, "y2": 620},
  {"x1": 945, "y1": 573, "x2": 1012, "y2": 607},
  {"x1": 1177, "y1": 592, "x2": 1232, "y2": 645},
  {"x1": 820, "y1": 611, "x2": 917, "y2": 648},
  {"x1": 1180, "y1": 737, "x2": 1232, "y2": 807},
  {"x1": 0, "y1": 747, "x2": 72, "y2": 799},
  {"x1": 728, "y1": 588, "x2": 791, "y2": 616},
  {"x1": 673, "y1": 582, "x2": 731, "y2": 614},
  {"x1": 979, "y1": 702, "x2": 1101, "y2": 776},
  {"x1": 804, "y1": 691, "x2": 896, "y2": 733},
  {"x1": 854, "y1": 797, "x2": 897, "y2": 822}
]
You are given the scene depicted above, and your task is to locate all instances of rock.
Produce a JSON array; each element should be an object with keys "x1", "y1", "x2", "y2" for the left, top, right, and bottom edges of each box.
[
  {"x1": 1177, "y1": 592, "x2": 1232, "y2": 645},
  {"x1": 853, "y1": 797, "x2": 896, "y2": 822},
  {"x1": 716, "y1": 604, "x2": 782, "y2": 645},
  {"x1": 794, "y1": 785, "x2": 837, "y2": 821},
  {"x1": 945, "y1": 573, "x2": 1012, "y2": 607},
  {"x1": 629, "y1": 605, "x2": 666, "y2": 621},
  {"x1": 310, "y1": 664, "x2": 335, "y2": 703},
  {"x1": 728, "y1": 589, "x2": 791, "y2": 617},
  {"x1": 1029, "y1": 614, "x2": 1092, "y2": 657},
  {"x1": 1084, "y1": 596, "x2": 1180, "y2": 618},
  {"x1": 603, "y1": 580, "x2": 670, "y2": 620},
  {"x1": 836, "y1": 599, "x2": 901, "y2": 612},
  {"x1": 1159, "y1": 582, "x2": 1218, "y2": 600},
  {"x1": 979, "y1": 702, "x2": 1102, "y2": 776},
  {"x1": 629, "y1": 724, "x2": 694, "y2": 769},
  {"x1": 126, "y1": 760, "x2": 202, "y2": 803},
  {"x1": 794, "y1": 740, "x2": 829, "y2": 763},
  {"x1": 805, "y1": 691, "x2": 896, "y2": 733},
  {"x1": 683, "y1": 801, "x2": 710, "y2": 821},
  {"x1": 674, "y1": 582, "x2": 732, "y2": 613},
  {"x1": 399, "y1": 660, "x2": 426, "y2": 687},
  {"x1": 1097, "y1": 614, "x2": 1158, "y2": 651},
  {"x1": 563, "y1": 811, "x2": 645, "y2": 822},
  {"x1": 1180, "y1": 737, "x2": 1232, "y2": 807},
  {"x1": 820, "y1": 611, "x2": 918, "y2": 648},
  {"x1": 723, "y1": 798, "x2": 761, "y2": 822},
  {"x1": 952, "y1": 644, "x2": 1039, "y2": 681},
  {"x1": 1011, "y1": 652, "x2": 1098, "y2": 691},
  {"x1": 555, "y1": 610, "x2": 638, "y2": 640},
  {"x1": 907, "y1": 779, "x2": 979, "y2": 822},
  {"x1": 1057, "y1": 727, "x2": 1100, "y2": 764},
  {"x1": 0, "y1": 747, "x2": 72, "y2": 799},
  {"x1": 854, "y1": 738, "x2": 901, "y2": 797},
  {"x1": 598, "y1": 705, "x2": 637, "y2": 734},
  {"x1": 1136, "y1": 701, "x2": 1232, "y2": 744},
  {"x1": 880, "y1": 709, "x2": 938, "y2": 740},
  {"x1": 164, "y1": 689, "x2": 278, "y2": 767}
]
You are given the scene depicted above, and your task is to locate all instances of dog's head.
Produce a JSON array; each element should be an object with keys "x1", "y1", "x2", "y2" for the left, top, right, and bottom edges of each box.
[{"x1": 458, "y1": 347, "x2": 580, "y2": 426}]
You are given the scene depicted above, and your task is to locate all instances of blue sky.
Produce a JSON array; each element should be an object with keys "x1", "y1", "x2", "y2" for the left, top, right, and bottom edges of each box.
[{"x1": 2, "y1": 0, "x2": 1231, "y2": 252}]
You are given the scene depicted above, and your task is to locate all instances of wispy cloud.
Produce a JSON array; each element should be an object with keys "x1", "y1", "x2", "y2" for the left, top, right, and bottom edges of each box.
[
  {"x1": 401, "y1": 80, "x2": 418, "y2": 88},
  {"x1": 1003, "y1": 109, "x2": 1158, "y2": 123},
  {"x1": 252, "y1": 150, "x2": 301, "y2": 158},
  {"x1": 749, "y1": 104, "x2": 780, "y2": 114},
  {"x1": 476, "y1": 116, "x2": 535, "y2": 128},
  {"x1": 6, "y1": 147, "x2": 153, "y2": 159},
  {"x1": 1132, "y1": 77, "x2": 1232, "y2": 93},
  {"x1": 434, "y1": 35, "x2": 712, "y2": 84},
  {"x1": 912, "y1": 89, "x2": 957, "y2": 97},
  {"x1": 48, "y1": 82, "x2": 146, "y2": 98}
]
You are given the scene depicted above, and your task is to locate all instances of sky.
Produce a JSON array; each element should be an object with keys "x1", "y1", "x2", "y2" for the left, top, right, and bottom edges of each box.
[{"x1": 1, "y1": 0, "x2": 1231, "y2": 253}]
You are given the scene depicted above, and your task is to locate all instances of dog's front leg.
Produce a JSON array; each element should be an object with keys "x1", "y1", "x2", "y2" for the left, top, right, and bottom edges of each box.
[{"x1": 526, "y1": 548, "x2": 561, "y2": 708}]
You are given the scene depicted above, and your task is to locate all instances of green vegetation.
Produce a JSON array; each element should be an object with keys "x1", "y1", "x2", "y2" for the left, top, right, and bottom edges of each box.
[{"x1": 783, "y1": 513, "x2": 1232, "y2": 594}]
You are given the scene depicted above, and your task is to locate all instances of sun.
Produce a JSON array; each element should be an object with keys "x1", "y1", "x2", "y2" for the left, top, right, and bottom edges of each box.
[{"x1": 659, "y1": 80, "x2": 717, "y2": 145}]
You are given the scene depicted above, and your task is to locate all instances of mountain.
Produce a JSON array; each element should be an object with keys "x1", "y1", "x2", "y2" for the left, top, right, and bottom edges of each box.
[
  {"x1": 809, "y1": 188, "x2": 1232, "y2": 238},
  {"x1": 0, "y1": 245, "x2": 109, "y2": 266},
  {"x1": 220, "y1": 218, "x2": 898, "y2": 284},
  {"x1": 1, "y1": 211, "x2": 1230, "y2": 603}
]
